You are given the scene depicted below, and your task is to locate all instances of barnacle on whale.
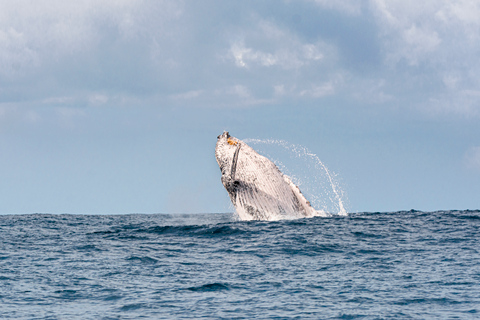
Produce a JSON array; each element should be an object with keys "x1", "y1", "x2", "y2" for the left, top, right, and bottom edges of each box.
[{"x1": 227, "y1": 138, "x2": 238, "y2": 146}]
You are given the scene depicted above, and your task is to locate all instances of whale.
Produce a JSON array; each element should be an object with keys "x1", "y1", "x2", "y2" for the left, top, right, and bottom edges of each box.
[{"x1": 215, "y1": 131, "x2": 320, "y2": 221}]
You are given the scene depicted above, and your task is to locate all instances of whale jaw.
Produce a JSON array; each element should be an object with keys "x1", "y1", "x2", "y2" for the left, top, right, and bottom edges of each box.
[{"x1": 215, "y1": 132, "x2": 319, "y2": 221}]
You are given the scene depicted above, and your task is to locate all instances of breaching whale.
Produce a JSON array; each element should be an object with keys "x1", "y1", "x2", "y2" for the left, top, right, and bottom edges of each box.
[{"x1": 215, "y1": 131, "x2": 320, "y2": 221}]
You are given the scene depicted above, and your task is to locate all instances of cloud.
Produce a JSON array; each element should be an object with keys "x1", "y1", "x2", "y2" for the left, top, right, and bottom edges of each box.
[
  {"x1": 218, "y1": 1, "x2": 480, "y2": 115},
  {"x1": 228, "y1": 20, "x2": 325, "y2": 69},
  {"x1": 369, "y1": 0, "x2": 480, "y2": 116},
  {"x1": 89, "y1": 93, "x2": 107, "y2": 105},
  {"x1": 219, "y1": 16, "x2": 344, "y2": 105},
  {"x1": 0, "y1": 1, "x2": 184, "y2": 94},
  {"x1": 371, "y1": 0, "x2": 472, "y2": 66},
  {"x1": 0, "y1": 27, "x2": 39, "y2": 79},
  {"x1": 300, "y1": 81, "x2": 336, "y2": 98},
  {"x1": 1, "y1": 0, "x2": 480, "y2": 120},
  {"x1": 229, "y1": 40, "x2": 324, "y2": 69}
]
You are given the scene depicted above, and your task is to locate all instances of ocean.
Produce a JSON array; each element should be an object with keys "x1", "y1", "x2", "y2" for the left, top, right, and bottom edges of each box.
[{"x1": 1, "y1": 210, "x2": 479, "y2": 319}]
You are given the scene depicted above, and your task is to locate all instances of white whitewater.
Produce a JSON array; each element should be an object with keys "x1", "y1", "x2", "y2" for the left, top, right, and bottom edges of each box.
[{"x1": 243, "y1": 138, "x2": 348, "y2": 216}]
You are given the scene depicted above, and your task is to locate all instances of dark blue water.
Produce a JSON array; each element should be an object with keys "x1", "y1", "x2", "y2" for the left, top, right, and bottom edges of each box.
[{"x1": 1, "y1": 210, "x2": 479, "y2": 319}]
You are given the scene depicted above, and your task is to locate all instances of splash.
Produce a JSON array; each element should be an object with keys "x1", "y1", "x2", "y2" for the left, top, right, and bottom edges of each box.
[{"x1": 243, "y1": 138, "x2": 348, "y2": 216}]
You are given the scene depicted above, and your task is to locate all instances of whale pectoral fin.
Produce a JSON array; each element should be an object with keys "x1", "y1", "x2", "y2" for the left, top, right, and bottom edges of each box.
[
  {"x1": 222, "y1": 176, "x2": 240, "y2": 203},
  {"x1": 230, "y1": 144, "x2": 241, "y2": 181}
]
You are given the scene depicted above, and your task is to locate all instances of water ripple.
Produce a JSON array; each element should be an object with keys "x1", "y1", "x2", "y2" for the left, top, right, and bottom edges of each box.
[{"x1": 0, "y1": 211, "x2": 479, "y2": 319}]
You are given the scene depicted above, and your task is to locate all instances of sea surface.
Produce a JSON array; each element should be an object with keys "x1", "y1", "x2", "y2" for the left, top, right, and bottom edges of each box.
[{"x1": 1, "y1": 210, "x2": 479, "y2": 319}]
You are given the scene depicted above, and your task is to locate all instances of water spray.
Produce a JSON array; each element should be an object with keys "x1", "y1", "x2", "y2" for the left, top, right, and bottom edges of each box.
[{"x1": 244, "y1": 138, "x2": 348, "y2": 216}]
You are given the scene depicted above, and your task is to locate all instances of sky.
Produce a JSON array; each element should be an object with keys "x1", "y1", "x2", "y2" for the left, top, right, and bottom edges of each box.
[{"x1": 1, "y1": 0, "x2": 480, "y2": 214}]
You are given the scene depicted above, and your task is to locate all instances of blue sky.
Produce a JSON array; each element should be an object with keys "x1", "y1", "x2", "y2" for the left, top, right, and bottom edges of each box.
[{"x1": 1, "y1": 0, "x2": 479, "y2": 213}]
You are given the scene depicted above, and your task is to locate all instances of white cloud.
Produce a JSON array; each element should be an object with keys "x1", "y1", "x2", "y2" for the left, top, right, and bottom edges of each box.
[
  {"x1": 229, "y1": 40, "x2": 325, "y2": 70},
  {"x1": 436, "y1": 1, "x2": 480, "y2": 39},
  {"x1": 402, "y1": 25, "x2": 441, "y2": 66},
  {"x1": 230, "y1": 42, "x2": 274, "y2": 68},
  {"x1": 2, "y1": 0, "x2": 480, "y2": 119},
  {"x1": 0, "y1": 27, "x2": 39, "y2": 78},
  {"x1": 0, "y1": 0, "x2": 183, "y2": 79},
  {"x1": 371, "y1": 0, "x2": 480, "y2": 67},
  {"x1": 302, "y1": 44, "x2": 324, "y2": 61},
  {"x1": 227, "y1": 85, "x2": 251, "y2": 99},
  {"x1": 218, "y1": 16, "x2": 344, "y2": 107},
  {"x1": 370, "y1": 0, "x2": 480, "y2": 116},
  {"x1": 442, "y1": 74, "x2": 461, "y2": 90},
  {"x1": 228, "y1": 20, "x2": 327, "y2": 69},
  {"x1": 371, "y1": 0, "x2": 444, "y2": 66},
  {"x1": 88, "y1": 94, "x2": 109, "y2": 106}
]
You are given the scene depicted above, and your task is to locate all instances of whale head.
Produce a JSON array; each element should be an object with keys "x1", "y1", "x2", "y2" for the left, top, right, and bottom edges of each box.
[{"x1": 215, "y1": 131, "x2": 241, "y2": 177}]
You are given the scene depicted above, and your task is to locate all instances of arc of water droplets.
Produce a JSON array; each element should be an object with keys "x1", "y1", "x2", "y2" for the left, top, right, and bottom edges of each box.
[{"x1": 244, "y1": 138, "x2": 348, "y2": 216}]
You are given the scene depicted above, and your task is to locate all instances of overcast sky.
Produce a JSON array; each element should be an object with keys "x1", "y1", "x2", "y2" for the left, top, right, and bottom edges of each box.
[{"x1": 1, "y1": 0, "x2": 479, "y2": 214}]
